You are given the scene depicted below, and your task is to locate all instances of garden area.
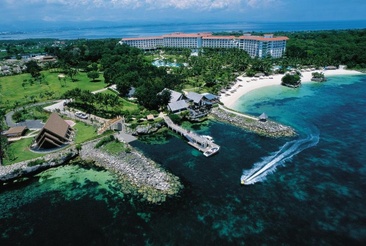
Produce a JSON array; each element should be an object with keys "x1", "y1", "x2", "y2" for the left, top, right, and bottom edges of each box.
[{"x1": 0, "y1": 70, "x2": 106, "y2": 110}]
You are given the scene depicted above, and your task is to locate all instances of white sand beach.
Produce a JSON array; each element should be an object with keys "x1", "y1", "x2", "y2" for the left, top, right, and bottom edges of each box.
[{"x1": 220, "y1": 68, "x2": 363, "y2": 108}]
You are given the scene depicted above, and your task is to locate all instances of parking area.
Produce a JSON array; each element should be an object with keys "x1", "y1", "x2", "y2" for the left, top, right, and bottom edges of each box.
[{"x1": 43, "y1": 100, "x2": 108, "y2": 126}]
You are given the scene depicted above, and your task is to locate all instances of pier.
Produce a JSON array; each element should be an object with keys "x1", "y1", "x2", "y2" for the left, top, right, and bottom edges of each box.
[{"x1": 163, "y1": 116, "x2": 220, "y2": 157}]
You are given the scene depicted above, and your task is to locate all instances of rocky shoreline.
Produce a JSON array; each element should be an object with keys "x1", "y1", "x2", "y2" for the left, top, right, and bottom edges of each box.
[
  {"x1": 211, "y1": 107, "x2": 296, "y2": 138},
  {"x1": 0, "y1": 147, "x2": 78, "y2": 183},
  {"x1": 79, "y1": 138, "x2": 183, "y2": 204},
  {"x1": 1, "y1": 135, "x2": 183, "y2": 204}
]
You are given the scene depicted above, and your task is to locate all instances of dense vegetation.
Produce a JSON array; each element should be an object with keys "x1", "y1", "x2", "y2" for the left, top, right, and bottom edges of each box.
[
  {"x1": 280, "y1": 29, "x2": 366, "y2": 69},
  {"x1": 1, "y1": 29, "x2": 366, "y2": 164},
  {"x1": 281, "y1": 73, "x2": 301, "y2": 87},
  {"x1": 0, "y1": 39, "x2": 57, "y2": 60},
  {"x1": 1, "y1": 29, "x2": 365, "y2": 113},
  {"x1": 213, "y1": 29, "x2": 366, "y2": 70}
]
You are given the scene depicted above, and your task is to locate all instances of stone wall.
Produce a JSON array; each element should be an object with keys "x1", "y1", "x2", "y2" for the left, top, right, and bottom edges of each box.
[
  {"x1": 79, "y1": 138, "x2": 183, "y2": 203},
  {"x1": 0, "y1": 147, "x2": 78, "y2": 183},
  {"x1": 211, "y1": 108, "x2": 296, "y2": 138}
]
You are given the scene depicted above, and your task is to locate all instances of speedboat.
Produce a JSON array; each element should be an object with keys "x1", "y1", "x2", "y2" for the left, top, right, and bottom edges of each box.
[{"x1": 203, "y1": 147, "x2": 219, "y2": 157}]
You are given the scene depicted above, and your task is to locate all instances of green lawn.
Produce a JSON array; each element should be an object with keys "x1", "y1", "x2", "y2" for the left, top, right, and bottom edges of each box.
[
  {"x1": 0, "y1": 70, "x2": 106, "y2": 109},
  {"x1": 100, "y1": 88, "x2": 119, "y2": 96},
  {"x1": 3, "y1": 138, "x2": 44, "y2": 165},
  {"x1": 97, "y1": 89, "x2": 139, "y2": 113},
  {"x1": 120, "y1": 99, "x2": 140, "y2": 113},
  {"x1": 73, "y1": 122, "x2": 99, "y2": 144},
  {"x1": 3, "y1": 120, "x2": 112, "y2": 165},
  {"x1": 101, "y1": 141, "x2": 128, "y2": 155}
]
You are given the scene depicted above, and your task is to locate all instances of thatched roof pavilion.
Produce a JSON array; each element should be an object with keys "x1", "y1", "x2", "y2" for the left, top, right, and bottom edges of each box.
[{"x1": 259, "y1": 113, "x2": 268, "y2": 122}]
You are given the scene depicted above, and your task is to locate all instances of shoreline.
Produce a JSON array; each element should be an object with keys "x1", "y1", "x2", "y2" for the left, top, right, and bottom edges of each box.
[
  {"x1": 79, "y1": 136, "x2": 183, "y2": 204},
  {"x1": 220, "y1": 69, "x2": 363, "y2": 108},
  {"x1": 211, "y1": 106, "x2": 297, "y2": 138},
  {"x1": 1, "y1": 135, "x2": 183, "y2": 204}
]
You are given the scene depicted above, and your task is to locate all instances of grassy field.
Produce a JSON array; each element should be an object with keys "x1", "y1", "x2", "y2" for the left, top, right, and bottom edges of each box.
[
  {"x1": 73, "y1": 122, "x2": 99, "y2": 144},
  {"x1": 0, "y1": 70, "x2": 106, "y2": 109},
  {"x1": 101, "y1": 141, "x2": 129, "y2": 155},
  {"x1": 96, "y1": 89, "x2": 140, "y2": 113},
  {"x1": 3, "y1": 138, "x2": 44, "y2": 165}
]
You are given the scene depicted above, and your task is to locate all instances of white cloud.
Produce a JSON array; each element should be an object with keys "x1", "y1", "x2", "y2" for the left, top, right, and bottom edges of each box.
[
  {"x1": 107, "y1": 0, "x2": 241, "y2": 10},
  {"x1": 247, "y1": 0, "x2": 278, "y2": 8},
  {"x1": 5, "y1": 0, "x2": 278, "y2": 10}
]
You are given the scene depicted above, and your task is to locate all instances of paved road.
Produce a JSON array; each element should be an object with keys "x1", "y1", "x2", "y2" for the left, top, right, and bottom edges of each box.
[
  {"x1": 114, "y1": 132, "x2": 137, "y2": 143},
  {"x1": 4, "y1": 100, "x2": 60, "y2": 128}
]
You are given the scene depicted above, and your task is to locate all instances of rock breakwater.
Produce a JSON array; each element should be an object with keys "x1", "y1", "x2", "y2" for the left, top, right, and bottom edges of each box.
[
  {"x1": 79, "y1": 138, "x2": 183, "y2": 204},
  {"x1": 211, "y1": 107, "x2": 296, "y2": 138}
]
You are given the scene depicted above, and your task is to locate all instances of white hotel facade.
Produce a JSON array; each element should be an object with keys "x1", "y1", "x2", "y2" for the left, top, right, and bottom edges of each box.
[{"x1": 120, "y1": 33, "x2": 289, "y2": 58}]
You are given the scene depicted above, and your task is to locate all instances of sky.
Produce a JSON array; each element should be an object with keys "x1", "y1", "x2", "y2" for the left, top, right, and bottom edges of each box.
[{"x1": 1, "y1": 0, "x2": 366, "y2": 28}]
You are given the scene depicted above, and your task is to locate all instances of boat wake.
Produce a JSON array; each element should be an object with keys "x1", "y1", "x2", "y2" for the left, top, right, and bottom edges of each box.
[{"x1": 241, "y1": 133, "x2": 319, "y2": 185}]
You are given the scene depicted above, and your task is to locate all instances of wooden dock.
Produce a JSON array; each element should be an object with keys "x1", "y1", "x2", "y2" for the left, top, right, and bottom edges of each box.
[{"x1": 163, "y1": 116, "x2": 220, "y2": 156}]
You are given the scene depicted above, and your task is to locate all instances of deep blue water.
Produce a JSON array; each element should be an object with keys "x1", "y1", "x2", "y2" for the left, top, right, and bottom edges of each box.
[
  {"x1": 1, "y1": 20, "x2": 366, "y2": 40},
  {"x1": 1, "y1": 74, "x2": 366, "y2": 245}
]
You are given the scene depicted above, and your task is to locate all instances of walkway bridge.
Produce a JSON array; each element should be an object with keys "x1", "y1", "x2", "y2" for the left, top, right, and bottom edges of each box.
[
  {"x1": 97, "y1": 116, "x2": 124, "y2": 135},
  {"x1": 163, "y1": 116, "x2": 220, "y2": 156}
]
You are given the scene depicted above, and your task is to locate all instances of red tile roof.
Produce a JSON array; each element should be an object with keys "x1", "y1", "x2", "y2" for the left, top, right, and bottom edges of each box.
[
  {"x1": 163, "y1": 32, "x2": 212, "y2": 38},
  {"x1": 121, "y1": 33, "x2": 288, "y2": 42},
  {"x1": 238, "y1": 36, "x2": 289, "y2": 41},
  {"x1": 203, "y1": 36, "x2": 237, "y2": 40},
  {"x1": 122, "y1": 36, "x2": 163, "y2": 41}
]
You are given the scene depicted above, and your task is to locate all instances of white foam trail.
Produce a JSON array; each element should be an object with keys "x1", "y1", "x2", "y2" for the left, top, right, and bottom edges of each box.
[{"x1": 241, "y1": 134, "x2": 319, "y2": 185}]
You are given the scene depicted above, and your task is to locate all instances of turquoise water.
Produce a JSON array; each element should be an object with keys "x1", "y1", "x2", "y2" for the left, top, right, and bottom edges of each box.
[{"x1": 1, "y1": 75, "x2": 366, "y2": 245}]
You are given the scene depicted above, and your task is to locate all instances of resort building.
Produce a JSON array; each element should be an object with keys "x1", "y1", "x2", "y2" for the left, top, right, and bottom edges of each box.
[
  {"x1": 120, "y1": 36, "x2": 163, "y2": 50},
  {"x1": 35, "y1": 113, "x2": 72, "y2": 149},
  {"x1": 202, "y1": 36, "x2": 238, "y2": 49},
  {"x1": 3, "y1": 126, "x2": 28, "y2": 138},
  {"x1": 163, "y1": 89, "x2": 219, "y2": 120},
  {"x1": 120, "y1": 32, "x2": 288, "y2": 58},
  {"x1": 168, "y1": 100, "x2": 189, "y2": 114},
  {"x1": 238, "y1": 34, "x2": 289, "y2": 58},
  {"x1": 159, "y1": 88, "x2": 184, "y2": 103}
]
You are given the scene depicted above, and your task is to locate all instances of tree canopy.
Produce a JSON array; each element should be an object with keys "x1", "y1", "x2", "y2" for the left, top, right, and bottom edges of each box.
[{"x1": 281, "y1": 73, "x2": 301, "y2": 87}]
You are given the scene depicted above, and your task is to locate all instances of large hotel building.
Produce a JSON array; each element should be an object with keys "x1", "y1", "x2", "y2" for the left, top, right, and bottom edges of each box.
[{"x1": 119, "y1": 33, "x2": 289, "y2": 58}]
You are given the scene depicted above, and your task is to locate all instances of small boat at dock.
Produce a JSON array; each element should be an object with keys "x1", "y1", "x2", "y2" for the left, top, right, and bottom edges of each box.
[{"x1": 203, "y1": 147, "x2": 220, "y2": 157}]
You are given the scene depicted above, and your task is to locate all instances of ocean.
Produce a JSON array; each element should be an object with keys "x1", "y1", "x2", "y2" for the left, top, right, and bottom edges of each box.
[
  {"x1": 1, "y1": 20, "x2": 366, "y2": 40},
  {"x1": 1, "y1": 73, "x2": 365, "y2": 245}
]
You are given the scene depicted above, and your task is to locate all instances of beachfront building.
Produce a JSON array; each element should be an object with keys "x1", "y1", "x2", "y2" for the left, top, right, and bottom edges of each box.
[
  {"x1": 162, "y1": 33, "x2": 210, "y2": 49},
  {"x1": 120, "y1": 36, "x2": 163, "y2": 50},
  {"x1": 202, "y1": 36, "x2": 238, "y2": 49},
  {"x1": 238, "y1": 34, "x2": 289, "y2": 58},
  {"x1": 163, "y1": 89, "x2": 219, "y2": 119},
  {"x1": 168, "y1": 100, "x2": 189, "y2": 114},
  {"x1": 120, "y1": 33, "x2": 288, "y2": 58},
  {"x1": 159, "y1": 88, "x2": 184, "y2": 103}
]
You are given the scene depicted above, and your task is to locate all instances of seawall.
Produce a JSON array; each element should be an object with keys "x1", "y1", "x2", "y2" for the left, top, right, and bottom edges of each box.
[
  {"x1": 211, "y1": 107, "x2": 296, "y2": 138},
  {"x1": 79, "y1": 138, "x2": 183, "y2": 203}
]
